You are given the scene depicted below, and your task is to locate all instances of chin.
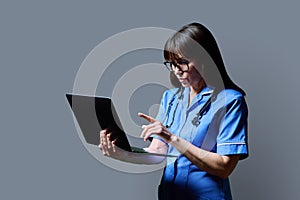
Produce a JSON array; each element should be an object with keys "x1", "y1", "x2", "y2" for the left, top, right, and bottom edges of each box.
[{"x1": 180, "y1": 83, "x2": 190, "y2": 88}]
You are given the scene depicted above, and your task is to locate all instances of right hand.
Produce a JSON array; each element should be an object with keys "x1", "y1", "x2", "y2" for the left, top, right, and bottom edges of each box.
[{"x1": 138, "y1": 112, "x2": 174, "y2": 143}]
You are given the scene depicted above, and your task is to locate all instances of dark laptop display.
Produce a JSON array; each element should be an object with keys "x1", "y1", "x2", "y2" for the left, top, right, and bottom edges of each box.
[{"x1": 66, "y1": 94, "x2": 132, "y2": 151}]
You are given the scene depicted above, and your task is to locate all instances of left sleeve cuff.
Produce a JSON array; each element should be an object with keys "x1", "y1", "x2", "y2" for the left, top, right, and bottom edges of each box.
[{"x1": 217, "y1": 143, "x2": 248, "y2": 160}]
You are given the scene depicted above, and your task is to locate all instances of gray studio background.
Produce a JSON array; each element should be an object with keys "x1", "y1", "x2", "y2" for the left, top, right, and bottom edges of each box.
[{"x1": 1, "y1": 1, "x2": 299, "y2": 199}]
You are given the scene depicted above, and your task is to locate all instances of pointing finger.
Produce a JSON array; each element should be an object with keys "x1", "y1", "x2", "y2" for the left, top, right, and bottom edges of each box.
[{"x1": 138, "y1": 112, "x2": 156, "y2": 123}]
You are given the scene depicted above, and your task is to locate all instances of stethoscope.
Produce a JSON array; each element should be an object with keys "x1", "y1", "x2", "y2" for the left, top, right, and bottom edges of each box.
[{"x1": 163, "y1": 87, "x2": 215, "y2": 128}]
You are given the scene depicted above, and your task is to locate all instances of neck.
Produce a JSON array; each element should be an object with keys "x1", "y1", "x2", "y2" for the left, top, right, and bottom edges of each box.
[
  {"x1": 190, "y1": 79, "x2": 206, "y2": 95},
  {"x1": 188, "y1": 80, "x2": 206, "y2": 107}
]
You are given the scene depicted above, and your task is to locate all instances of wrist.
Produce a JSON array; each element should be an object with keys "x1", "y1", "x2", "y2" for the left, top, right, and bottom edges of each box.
[
  {"x1": 169, "y1": 135, "x2": 191, "y2": 154},
  {"x1": 169, "y1": 134, "x2": 179, "y2": 144}
]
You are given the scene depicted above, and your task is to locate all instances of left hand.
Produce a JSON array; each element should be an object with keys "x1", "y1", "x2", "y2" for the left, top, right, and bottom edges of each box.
[
  {"x1": 99, "y1": 130, "x2": 127, "y2": 158},
  {"x1": 138, "y1": 112, "x2": 174, "y2": 143}
]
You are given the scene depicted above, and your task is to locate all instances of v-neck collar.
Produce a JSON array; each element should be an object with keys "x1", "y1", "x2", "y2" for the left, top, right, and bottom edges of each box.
[{"x1": 183, "y1": 86, "x2": 214, "y2": 111}]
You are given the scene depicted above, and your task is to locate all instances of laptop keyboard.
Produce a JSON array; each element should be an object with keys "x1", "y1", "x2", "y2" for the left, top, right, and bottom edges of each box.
[{"x1": 131, "y1": 146, "x2": 148, "y2": 153}]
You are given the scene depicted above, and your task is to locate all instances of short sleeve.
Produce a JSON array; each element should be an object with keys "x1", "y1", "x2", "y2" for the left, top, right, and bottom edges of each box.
[{"x1": 216, "y1": 96, "x2": 249, "y2": 160}]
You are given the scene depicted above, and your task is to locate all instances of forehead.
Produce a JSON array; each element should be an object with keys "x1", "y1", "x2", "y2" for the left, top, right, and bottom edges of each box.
[{"x1": 165, "y1": 50, "x2": 189, "y2": 61}]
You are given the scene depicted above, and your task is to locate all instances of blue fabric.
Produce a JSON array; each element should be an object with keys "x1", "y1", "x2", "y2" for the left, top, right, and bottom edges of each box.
[{"x1": 155, "y1": 87, "x2": 249, "y2": 200}]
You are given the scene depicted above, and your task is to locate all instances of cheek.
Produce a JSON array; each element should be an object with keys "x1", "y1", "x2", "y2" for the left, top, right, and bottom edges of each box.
[{"x1": 189, "y1": 70, "x2": 202, "y2": 82}]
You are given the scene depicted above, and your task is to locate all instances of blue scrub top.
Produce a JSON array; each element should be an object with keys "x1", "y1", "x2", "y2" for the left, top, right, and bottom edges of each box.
[{"x1": 155, "y1": 87, "x2": 248, "y2": 200}]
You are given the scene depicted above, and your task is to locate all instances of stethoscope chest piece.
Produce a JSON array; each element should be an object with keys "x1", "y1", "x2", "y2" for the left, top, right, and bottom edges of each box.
[{"x1": 192, "y1": 116, "x2": 200, "y2": 127}]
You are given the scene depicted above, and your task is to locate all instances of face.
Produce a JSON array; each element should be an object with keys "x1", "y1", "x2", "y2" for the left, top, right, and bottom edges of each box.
[{"x1": 173, "y1": 59, "x2": 203, "y2": 89}]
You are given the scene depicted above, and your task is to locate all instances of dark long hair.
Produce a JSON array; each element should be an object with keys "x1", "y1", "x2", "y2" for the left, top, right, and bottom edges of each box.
[{"x1": 164, "y1": 22, "x2": 245, "y2": 96}]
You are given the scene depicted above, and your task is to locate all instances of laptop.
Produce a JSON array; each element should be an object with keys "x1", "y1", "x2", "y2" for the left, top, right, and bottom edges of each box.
[{"x1": 66, "y1": 93, "x2": 176, "y2": 157}]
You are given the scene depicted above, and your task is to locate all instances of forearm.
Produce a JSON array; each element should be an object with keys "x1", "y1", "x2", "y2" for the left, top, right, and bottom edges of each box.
[
  {"x1": 169, "y1": 135, "x2": 239, "y2": 179},
  {"x1": 107, "y1": 150, "x2": 166, "y2": 165}
]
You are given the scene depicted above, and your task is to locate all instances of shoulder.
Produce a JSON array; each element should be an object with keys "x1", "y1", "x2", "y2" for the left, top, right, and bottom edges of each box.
[
  {"x1": 220, "y1": 89, "x2": 244, "y2": 99},
  {"x1": 213, "y1": 89, "x2": 247, "y2": 112},
  {"x1": 217, "y1": 89, "x2": 245, "y2": 102}
]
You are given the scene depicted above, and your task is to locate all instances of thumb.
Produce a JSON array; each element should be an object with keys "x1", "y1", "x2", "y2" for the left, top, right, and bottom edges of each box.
[{"x1": 138, "y1": 112, "x2": 156, "y2": 123}]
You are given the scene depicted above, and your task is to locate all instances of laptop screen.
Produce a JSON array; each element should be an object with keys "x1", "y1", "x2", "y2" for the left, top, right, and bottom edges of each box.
[{"x1": 66, "y1": 94, "x2": 132, "y2": 152}]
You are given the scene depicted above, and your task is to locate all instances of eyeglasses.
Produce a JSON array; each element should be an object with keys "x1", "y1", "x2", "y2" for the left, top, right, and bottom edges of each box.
[{"x1": 163, "y1": 60, "x2": 190, "y2": 72}]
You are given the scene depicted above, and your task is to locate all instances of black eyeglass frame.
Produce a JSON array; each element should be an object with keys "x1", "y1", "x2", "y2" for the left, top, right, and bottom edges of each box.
[{"x1": 163, "y1": 60, "x2": 190, "y2": 73}]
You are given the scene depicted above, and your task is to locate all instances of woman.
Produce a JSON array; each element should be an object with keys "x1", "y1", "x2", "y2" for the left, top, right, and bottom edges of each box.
[{"x1": 99, "y1": 22, "x2": 248, "y2": 200}]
